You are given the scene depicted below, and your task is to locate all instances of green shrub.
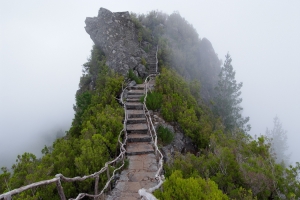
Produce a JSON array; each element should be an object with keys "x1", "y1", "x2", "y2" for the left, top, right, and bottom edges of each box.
[
  {"x1": 157, "y1": 125, "x2": 174, "y2": 145},
  {"x1": 143, "y1": 92, "x2": 162, "y2": 110},
  {"x1": 141, "y1": 57, "x2": 147, "y2": 66},
  {"x1": 128, "y1": 69, "x2": 143, "y2": 84},
  {"x1": 154, "y1": 170, "x2": 229, "y2": 200}
]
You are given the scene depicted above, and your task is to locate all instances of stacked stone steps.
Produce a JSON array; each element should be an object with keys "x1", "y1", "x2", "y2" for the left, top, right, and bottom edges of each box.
[
  {"x1": 107, "y1": 61, "x2": 158, "y2": 199},
  {"x1": 107, "y1": 154, "x2": 158, "y2": 199},
  {"x1": 126, "y1": 124, "x2": 148, "y2": 134},
  {"x1": 146, "y1": 47, "x2": 158, "y2": 75},
  {"x1": 126, "y1": 117, "x2": 147, "y2": 124},
  {"x1": 125, "y1": 102, "x2": 143, "y2": 110},
  {"x1": 127, "y1": 133, "x2": 152, "y2": 143},
  {"x1": 126, "y1": 142, "x2": 154, "y2": 155},
  {"x1": 125, "y1": 83, "x2": 153, "y2": 157},
  {"x1": 126, "y1": 110, "x2": 144, "y2": 118}
]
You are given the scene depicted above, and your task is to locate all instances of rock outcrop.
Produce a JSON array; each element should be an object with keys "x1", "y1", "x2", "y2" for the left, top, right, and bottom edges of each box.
[{"x1": 85, "y1": 8, "x2": 148, "y2": 76}]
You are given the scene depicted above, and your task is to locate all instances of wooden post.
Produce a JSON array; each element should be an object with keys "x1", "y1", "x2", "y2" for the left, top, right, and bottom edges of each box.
[
  {"x1": 3, "y1": 194, "x2": 11, "y2": 200},
  {"x1": 106, "y1": 167, "x2": 111, "y2": 192},
  {"x1": 56, "y1": 179, "x2": 66, "y2": 200},
  {"x1": 94, "y1": 175, "x2": 99, "y2": 200}
]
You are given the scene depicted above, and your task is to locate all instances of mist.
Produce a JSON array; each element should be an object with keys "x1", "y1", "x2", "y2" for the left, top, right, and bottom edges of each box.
[{"x1": 1, "y1": 1, "x2": 299, "y2": 168}]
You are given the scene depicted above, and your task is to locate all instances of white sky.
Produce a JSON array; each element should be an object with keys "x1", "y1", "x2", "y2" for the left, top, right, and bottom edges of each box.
[{"x1": 1, "y1": 0, "x2": 299, "y2": 167}]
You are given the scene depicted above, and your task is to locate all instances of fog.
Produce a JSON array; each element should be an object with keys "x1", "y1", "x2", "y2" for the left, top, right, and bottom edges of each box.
[{"x1": 1, "y1": 1, "x2": 299, "y2": 167}]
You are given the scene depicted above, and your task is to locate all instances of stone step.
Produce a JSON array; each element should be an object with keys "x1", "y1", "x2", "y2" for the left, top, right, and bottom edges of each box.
[
  {"x1": 127, "y1": 133, "x2": 152, "y2": 142},
  {"x1": 127, "y1": 117, "x2": 147, "y2": 124},
  {"x1": 127, "y1": 94, "x2": 143, "y2": 99},
  {"x1": 126, "y1": 142, "x2": 154, "y2": 156},
  {"x1": 126, "y1": 123, "x2": 148, "y2": 133},
  {"x1": 126, "y1": 98, "x2": 141, "y2": 102},
  {"x1": 127, "y1": 110, "x2": 144, "y2": 118},
  {"x1": 129, "y1": 84, "x2": 145, "y2": 90},
  {"x1": 128, "y1": 90, "x2": 144, "y2": 95},
  {"x1": 125, "y1": 102, "x2": 143, "y2": 110}
]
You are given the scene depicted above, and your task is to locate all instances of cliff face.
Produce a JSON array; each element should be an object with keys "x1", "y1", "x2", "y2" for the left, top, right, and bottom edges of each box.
[{"x1": 85, "y1": 8, "x2": 148, "y2": 76}]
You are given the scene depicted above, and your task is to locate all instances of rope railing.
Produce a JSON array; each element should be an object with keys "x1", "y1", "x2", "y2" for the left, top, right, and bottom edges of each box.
[
  {"x1": 0, "y1": 46, "x2": 162, "y2": 200},
  {"x1": 0, "y1": 85, "x2": 131, "y2": 200},
  {"x1": 138, "y1": 46, "x2": 164, "y2": 200}
]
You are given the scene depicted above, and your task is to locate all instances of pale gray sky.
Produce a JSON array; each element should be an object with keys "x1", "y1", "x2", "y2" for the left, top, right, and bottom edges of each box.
[{"x1": 1, "y1": 1, "x2": 299, "y2": 166}]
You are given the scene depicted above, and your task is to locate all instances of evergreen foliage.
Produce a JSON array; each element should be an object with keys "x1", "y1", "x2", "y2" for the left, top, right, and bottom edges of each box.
[
  {"x1": 157, "y1": 125, "x2": 174, "y2": 145},
  {"x1": 0, "y1": 46, "x2": 124, "y2": 198},
  {"x1": 214, "y1": 53, "x2": 250, "y2": 132},
  {"x1": 132, "y1": 11, "x2": 221, "y2": 100},
  {"x1": 143, "y1": 92, "x2": 162, "y2": 110},
  {"x1": 156, "y1": 67, "x2": 214, "y2": 148},
  {"x1": 1, "y1": 10, "x2": 300, "y2": 200},
  {"x1": 154, "y1": 170, "x2": 229, "y2": 200},
  {"x1": 265, "y1": 116, "x2": 290, "y2": 165}
]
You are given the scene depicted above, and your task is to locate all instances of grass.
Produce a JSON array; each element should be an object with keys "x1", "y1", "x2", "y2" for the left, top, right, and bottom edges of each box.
[
  {"x1": 142, "y1": 92, "x2": 162, "y2": 110},
  {"x1": 157, "y1": 125, "x2": 174, "y2": 145},
  {"x1": 128, "y1": 69, "x2": 143, "y2": 84}
]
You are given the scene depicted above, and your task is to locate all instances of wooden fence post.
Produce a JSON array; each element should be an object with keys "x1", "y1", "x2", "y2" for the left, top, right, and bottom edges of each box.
[
  {"x1": 56, "y1": 179, "x2": 66, "y2": 200},
  {"x1": 3, "y1": 194, "x2": 11, "y2": 200},
  {"x1": 106, "y1": 167, "x2": 111, "y2": 192},
  {"x1": 94, "y1": 175, "x2": 99, "y2": 200}
]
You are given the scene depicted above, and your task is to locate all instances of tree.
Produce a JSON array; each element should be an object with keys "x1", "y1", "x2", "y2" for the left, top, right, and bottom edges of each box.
[
  {"x1": 214, "y1": 53, "x2": 250, "y2": 132},
  {"x1": 265, "y1": 116, "x2": 290, "y2": 165},
  {"x1": 0, "y1": 167, "x2": 11, "y2": 193}
]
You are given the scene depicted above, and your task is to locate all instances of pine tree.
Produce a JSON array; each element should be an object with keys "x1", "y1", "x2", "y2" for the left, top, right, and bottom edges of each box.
[
  {"x1": 266, "y1": 116, "x2": 290, "y2": 165},
  {"x1": 214, "y1": 53, "x2": 250, "y2": 132}
]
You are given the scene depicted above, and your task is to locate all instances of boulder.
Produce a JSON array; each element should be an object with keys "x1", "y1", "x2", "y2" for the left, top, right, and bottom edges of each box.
[{"x1": 85, "y1": 8, "x2": 149, "y2": 76}]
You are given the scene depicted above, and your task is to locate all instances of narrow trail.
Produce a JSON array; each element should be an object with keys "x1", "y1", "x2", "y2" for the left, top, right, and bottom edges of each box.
[
  {"x1": 108, "y1": 47, "x2": 162, "y2": 200},
  {"x1": 108, "y1": 82, "x2": 157, "y2": 200},
  {"x1": 0, "y1": 47, "x2": 162, "y2": 200}
]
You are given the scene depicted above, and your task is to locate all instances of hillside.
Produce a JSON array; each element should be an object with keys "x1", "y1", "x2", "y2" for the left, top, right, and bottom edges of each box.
[{"x1": 1, "y1": 8, "x2": 300, "y2": 200}]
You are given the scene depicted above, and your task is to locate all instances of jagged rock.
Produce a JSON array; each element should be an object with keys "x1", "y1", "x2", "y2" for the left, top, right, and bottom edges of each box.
[
  {"x1": 85, "y1": 8, "x2": 148, "y2": 76},
  {"x1": 128, "y1": 80, "x2": 137, "y2": 87},
  {"x1": 136, "y1": 64, "x2": 147, "y2": 77}
]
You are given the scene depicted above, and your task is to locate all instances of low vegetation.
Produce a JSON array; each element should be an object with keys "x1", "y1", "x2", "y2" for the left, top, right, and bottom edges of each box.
[
  {"x1": 128, "y1": 68, "x2": 143, "y2": 84},
  {"x1": 157, "y1": 125, "x2": 174, "y2": 145},
  {"x1": 1, "y1": 10, "x2": 300, "y2": 200}
]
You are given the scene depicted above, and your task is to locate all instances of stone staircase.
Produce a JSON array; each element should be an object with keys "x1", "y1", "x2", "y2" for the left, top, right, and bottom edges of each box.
[
  {"x1": 147, "y1": 48, "x2": 159, "y2": 75},
  {"x1": 107, "y1": 83, "x2": 158, "y2": 200}
]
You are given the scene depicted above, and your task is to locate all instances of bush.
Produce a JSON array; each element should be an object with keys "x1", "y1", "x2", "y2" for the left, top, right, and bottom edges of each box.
[
  {"x1": 143, "y1": 92, "x2": 162, "y2": 110},
  {"x1": 128, "y1": 69, "x2": 143, "y2": 84},
  {"x1": 157, "y1": 125, "x2": 174, "y2": 145},
  {"x1": 154, "y1": 170, "x2": 229, "y2": 200},
  {"x1": 141, "y1": 57, "x2": 147, "y2": 66}
]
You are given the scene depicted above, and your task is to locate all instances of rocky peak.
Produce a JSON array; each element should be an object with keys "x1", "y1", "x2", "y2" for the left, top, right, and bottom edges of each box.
[{"x1": 85, "y1": 8, "x2": 148, "y2": 76}]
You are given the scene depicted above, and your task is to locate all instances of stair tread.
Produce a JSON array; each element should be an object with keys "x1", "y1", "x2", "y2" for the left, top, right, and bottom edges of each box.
[
  {"x1": 126, "y1": 123, "x2": 148, "y2": 131},
  {"x1": 128, "y1": 89, "x2": 144, "y2": 93},
  {"x1": 126, "y1": 142, "x2": 154, "y2": 155},
  {"x1": 127, "y1": 110, "x2": 144, "y2": 115},
  {"x1": 126, "y1": 102, "x2": 143, "y2": 106},
  {"x1": 127, "y1": 95, "x2": 143, "y2": 99},
  {"x1": 128, "y1": 133, "x2": 152, "y2": 140},
  {"x1": 126, "y1": 98, "x2": 141, "y2": 102}
]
